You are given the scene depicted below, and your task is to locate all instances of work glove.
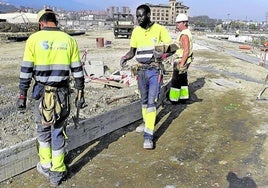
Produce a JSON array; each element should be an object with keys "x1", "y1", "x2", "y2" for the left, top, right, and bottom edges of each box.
[
  {"x1": 174, "y1": 62, "x2": 188, "y2": 74},
  {"x1": 75, "y1": 90, "x2": 85, "y2": 109},
  {"x1": 120, "y1": 56, "x2": 128, "y2": 67},
  {"x1": 17, "y1": 95, "x2": 26, "y2": 111},
  {"x1": 153, "y1": 50, "x2": 163, "y2": 60},
  {"x1": 153, "y1": 50, "x2": 167, "y2": 60}
]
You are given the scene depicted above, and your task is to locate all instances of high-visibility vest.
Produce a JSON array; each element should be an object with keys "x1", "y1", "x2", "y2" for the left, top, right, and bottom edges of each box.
[
  {"x1": 174, "y1": 28, "x2": 193, "y2": 63},
  {"x1": 130, "y1": 23, "x2": 172, "y2": 64}
]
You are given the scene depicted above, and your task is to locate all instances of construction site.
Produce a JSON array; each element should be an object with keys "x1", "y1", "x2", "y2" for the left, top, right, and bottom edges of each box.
[{"x1": 0, "y1": 27, "x2": 267, "y2": 187}]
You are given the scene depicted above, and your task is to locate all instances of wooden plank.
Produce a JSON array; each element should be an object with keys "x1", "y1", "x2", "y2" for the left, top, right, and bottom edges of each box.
[
  {"x1": 0, "y1": 138, "x2": 38, "y2": 181},
  {"x1": 65, "y1": 100, "x2": 142, "y2": 151},
  {"x1": 90, "y1": 78, "x2": 128, "y2": 88},
  {"x1": 0, "y1": 81, "x2": 170, "y2": 182},
  {"x1": 106, "y1": 94, "x2": 136, "y2": 104}
]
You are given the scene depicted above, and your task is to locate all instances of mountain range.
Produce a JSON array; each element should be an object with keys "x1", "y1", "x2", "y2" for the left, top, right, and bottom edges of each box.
[{"x1": 0, "y1": 3, "x2": 18, "y2": 13}]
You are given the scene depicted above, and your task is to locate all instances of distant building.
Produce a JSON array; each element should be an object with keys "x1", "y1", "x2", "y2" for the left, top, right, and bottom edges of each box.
[
  {"x1": 147, "y1": 0, "x2": 189, "y2": 25},
  {"x1": 106, "y1": 6, "x2": 131, "y2": 18},
  {"x1": 107, "y1": 6, "x2": 119, "y2": 17},
  {"x1": 121, "y1": 6, "x2": 131, "y2": 14}
]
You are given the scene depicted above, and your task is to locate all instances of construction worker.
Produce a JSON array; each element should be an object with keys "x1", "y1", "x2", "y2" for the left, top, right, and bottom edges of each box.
[
  {"x1": 16, "y1": 9, "x2": 85, "y2": 186},
  {"x1": 169, "y1": 13, "x2": 193, "y2": 103},
  {"x1": 120, "y1": 4, "x2": 172, "y2": 149}
]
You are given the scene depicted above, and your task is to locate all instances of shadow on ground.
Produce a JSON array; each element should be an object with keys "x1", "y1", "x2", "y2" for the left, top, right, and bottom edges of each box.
[
  {"x1": 226, "y1": 171, "x2": 257, "y2": 188},
  {"x1": 154, "y1": 77, "x2": 205, "y2": 142},
  {"x1": 65, "y1": 77, "x2": 205, "y2": 179}
]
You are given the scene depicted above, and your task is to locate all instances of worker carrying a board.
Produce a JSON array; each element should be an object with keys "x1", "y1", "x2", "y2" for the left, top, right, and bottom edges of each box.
[
  {"x1": 120, "y1": 4, "x2": 173, "y2": 149},
  {"x1": 169, "y1": 13, "x2": 193, "y2": 104},
  {"x1": 17, "y1": 9, "x2": 85, "y2": 186}
]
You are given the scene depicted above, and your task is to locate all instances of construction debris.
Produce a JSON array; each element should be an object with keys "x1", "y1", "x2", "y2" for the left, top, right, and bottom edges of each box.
[{"x1": 81, "y1": 49, "x2": 137, "y2": 88}]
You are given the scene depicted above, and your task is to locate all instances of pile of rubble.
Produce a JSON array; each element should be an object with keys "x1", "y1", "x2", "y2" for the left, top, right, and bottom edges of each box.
[{"x1": 0, "y1": 22, "x2": 38, "y2": 32}]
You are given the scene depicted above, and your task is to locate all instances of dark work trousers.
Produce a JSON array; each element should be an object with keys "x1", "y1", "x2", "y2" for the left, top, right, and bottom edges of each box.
[{"x1": 171, "y1": 69, "x2": 188, "y2": 89}]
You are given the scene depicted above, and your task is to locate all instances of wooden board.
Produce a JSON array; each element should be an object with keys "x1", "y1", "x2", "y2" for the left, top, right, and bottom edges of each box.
[
  {"x1": 0, "y1": 101, "x2": 141, "y2": 182},
  {"x1": 90, "y1": 78, "x2": 128, "y2": 88},
  {"x1": 0, "y1": 138, "x2": 38, "y2": 181},
  {"x1": 0, "y1": 81, "x2": 170, "y2": 182},
  {"x1": 66, "y1": 100, "x2": 142, "y2": 151}
]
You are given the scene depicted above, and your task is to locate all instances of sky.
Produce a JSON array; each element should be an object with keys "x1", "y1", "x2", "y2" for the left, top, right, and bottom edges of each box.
[{"x1": 4, "y1": 0, "x2": 268, "y2": 21}]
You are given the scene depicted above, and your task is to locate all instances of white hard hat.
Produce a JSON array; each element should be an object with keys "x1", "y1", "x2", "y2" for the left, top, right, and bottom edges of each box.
[{"x1": 176, "y1": 13, "x2": 188, "y2": 22}]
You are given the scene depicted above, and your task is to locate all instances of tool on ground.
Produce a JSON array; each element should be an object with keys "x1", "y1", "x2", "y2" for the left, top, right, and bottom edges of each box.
[{"x1": 256, "y1": 74, "x2": 268, "y2": 100}]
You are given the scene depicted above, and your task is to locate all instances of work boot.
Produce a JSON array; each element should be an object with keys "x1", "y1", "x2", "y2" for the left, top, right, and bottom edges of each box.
[
  {"x1": 135, "y1": 123, "x2": 145, "y2": 132},
  {"x1": 49, "y1": 171, "x2": 66, "y2": 187},
  {"x1": 143, "y1": 139, "x2": 154, "y2": 149},
  {"x1": 36, "y1": 162, "x2": 50, "y2": 179}
]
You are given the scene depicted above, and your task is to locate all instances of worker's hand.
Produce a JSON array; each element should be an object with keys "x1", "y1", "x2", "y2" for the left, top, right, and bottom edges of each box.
[
  {"x1": 154, "y1": 50, "x2": 167, "y2": 60},
  {"x1": 120, "y1": 56, "x2": 128, "y2": 67},
  {"x1": 177, "y1": 62, "x2": 188, "y2": 74},
  {"x1": 17, "y1": 95, "x2": 26, "y2": 111},
  {"x1": 75, "y1": 90, "x2": 85, "y2": 109}
]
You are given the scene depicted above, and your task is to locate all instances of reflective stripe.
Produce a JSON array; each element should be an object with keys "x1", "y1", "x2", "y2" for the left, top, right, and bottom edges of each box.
[
  {"x1": 20, "y1": 61, "x2": 34, "y2": 79},
  {"x1": 144, "y1": 127, "x2": 154, "y2": 135},
  {"x1": 180, "y1": 86, "x2": 189, "y2": 99},
  {"x1": 137, "y1": 46, "x2": 154, "y2": 51},
  {"x1": 71, "y1": 61, "x2": 83, "y2": 68},
  {"x1": 71, "y1": 61, "x2": 84, "y2": 79},
  {"x1": 136, "y1": 47, "x2": 154, "y2": 63},
  {"x1": 73, "y1": 71, "x2": 84, "y2": 78},
  {"x1": 147, "y1": 106, "x2": 156, "y2": 113},
  {"x1": 35, "y1": 75, "x2": 69, "y2": 83},
  {"x1": 20, "y1": 72, "x2": 32, "y2": 79},
  {"x1": 21, "y1": 61, "x2": 34, "y2": 67},
  {"x1": 35, "y1": 64, "x2": 70, "y2": 71},
  {"x1": 144, "y1": 110, "x2": 156, "y2": 135},
  {"x1": 136, "y1": 53, "x2": 153, "y2": 59},
  {"x1": 38, "y1": 140, "x2": 52, "y2": 167},
  {"x1": 39, "y1": 140, "x2": 51, "y2": 148},
  {"x1": 169, "y1": 87, "x2": 180, "y2": 101},
  {"x1": 51, "y1": 149, "x2": 66, "y2": 172},
  {"x1": 52, "y1": 148, "x2": 65, "y2": 156},
  {"x1": 42, "y1": 162, "x2": 52, "y2": 169}
]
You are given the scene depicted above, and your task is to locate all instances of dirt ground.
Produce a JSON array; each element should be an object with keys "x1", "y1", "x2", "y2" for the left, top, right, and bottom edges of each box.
[{"x1": 1, "y1": 30, "x2": 268, "y2": 188}]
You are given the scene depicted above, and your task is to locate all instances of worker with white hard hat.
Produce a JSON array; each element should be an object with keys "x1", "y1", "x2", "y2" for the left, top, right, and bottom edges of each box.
[{"x1": 169, "y1": 13, "x2": 193, "y2": 103}]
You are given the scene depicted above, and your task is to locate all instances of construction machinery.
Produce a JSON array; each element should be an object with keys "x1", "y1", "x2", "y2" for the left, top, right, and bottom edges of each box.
[{"x1": 112, "y1": 13, "x2": 134, "y2": 39}]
